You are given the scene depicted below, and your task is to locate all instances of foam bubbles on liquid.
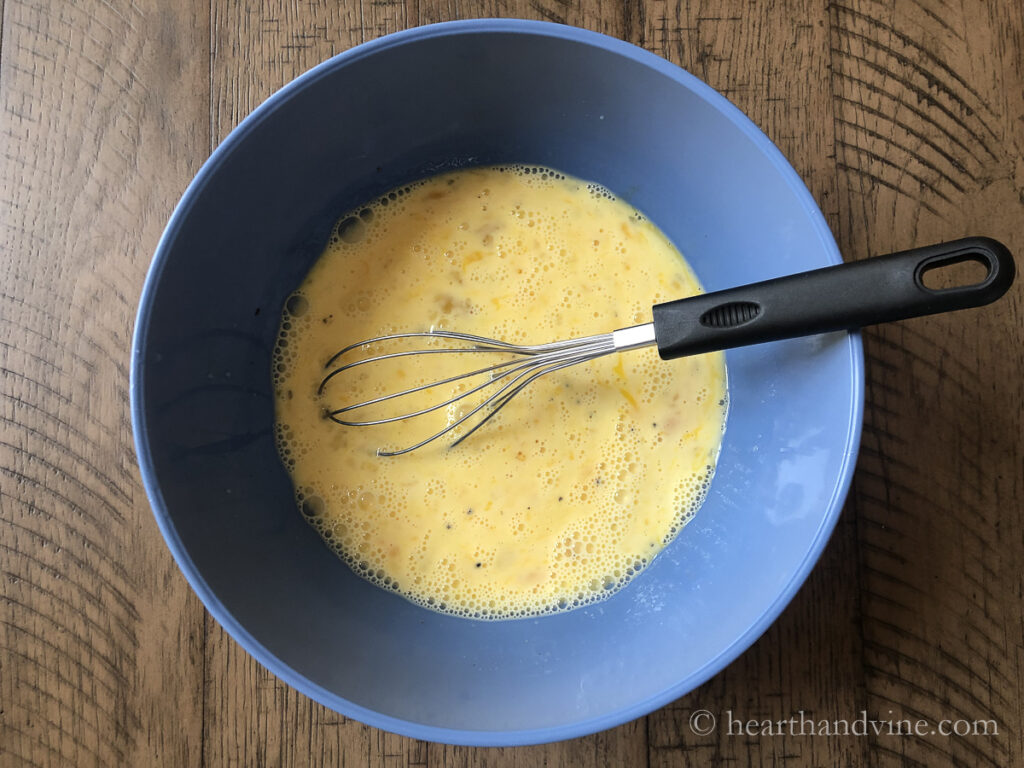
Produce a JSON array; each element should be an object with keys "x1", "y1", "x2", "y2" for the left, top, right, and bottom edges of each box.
[{"x1": 272, "y1": 164, "x2": 728, "y2": 620}]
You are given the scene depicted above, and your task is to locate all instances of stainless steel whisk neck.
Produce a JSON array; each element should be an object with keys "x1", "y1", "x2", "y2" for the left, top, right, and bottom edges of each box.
[{"x1": 611, "y1": 322, "x2": 657, "y2": 352}]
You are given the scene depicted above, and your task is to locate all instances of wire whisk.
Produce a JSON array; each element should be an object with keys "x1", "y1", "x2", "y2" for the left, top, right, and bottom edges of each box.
[
  {"x1": 317, "y1": 326, "x2": 656, "y2": 456},
  {"x1": 317, "y1": 237, "x2": 1014, "y2": 457}
]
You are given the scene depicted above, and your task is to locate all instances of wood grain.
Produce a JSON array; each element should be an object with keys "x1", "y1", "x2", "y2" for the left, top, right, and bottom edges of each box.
[
  {"x1": 1, "y1": 0, "x2": 1022, "y2": 766},
  {"x1": 0, "y1": 1, "x2": 210, "y2": 766},
  {"x1": 832, "y1": 2, "x2": 1024, "y2": 767}
]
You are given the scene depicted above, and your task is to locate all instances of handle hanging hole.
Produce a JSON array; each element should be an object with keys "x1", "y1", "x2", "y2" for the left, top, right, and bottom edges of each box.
[{"x1": 919, "y1": 255, "x2": 991, "y2": 291}]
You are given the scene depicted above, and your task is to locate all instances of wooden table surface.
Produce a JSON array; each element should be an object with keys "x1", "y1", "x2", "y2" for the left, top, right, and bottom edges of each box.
[{"x1": 2, "y1": 1, "x2": 1022, "y2": 766}]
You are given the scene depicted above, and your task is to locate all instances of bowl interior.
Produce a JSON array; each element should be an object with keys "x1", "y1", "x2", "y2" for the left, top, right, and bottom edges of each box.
[{"x1": 133, "y1": 21, "x2": 861, "y2": 744}]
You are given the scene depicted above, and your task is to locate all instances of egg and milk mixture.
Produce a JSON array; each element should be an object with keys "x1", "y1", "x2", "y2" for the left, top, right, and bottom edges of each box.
[{"x1": 273, "y1": 166, "x2": 727, "y2": 618}]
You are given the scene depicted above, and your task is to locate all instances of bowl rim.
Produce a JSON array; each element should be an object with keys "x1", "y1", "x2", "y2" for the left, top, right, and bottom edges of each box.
[{"x1": 130, "y1": 17, "x2": 865, "y2": 747}]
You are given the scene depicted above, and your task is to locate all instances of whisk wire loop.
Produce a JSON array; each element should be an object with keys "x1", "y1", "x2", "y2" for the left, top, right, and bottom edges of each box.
[{"x1": 318, "y1": 328, "x2": 639, "y2": 456}]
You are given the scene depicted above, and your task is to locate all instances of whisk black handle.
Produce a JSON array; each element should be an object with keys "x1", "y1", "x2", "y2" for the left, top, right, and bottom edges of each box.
[{"x1": 651, "y1": 237, "x2": 1015, "y2": 360}]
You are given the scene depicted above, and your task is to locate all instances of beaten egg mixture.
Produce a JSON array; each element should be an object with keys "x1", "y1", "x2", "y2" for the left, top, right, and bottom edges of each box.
[{"x1": 273, "y1": 165, "x2": 727, "y2": 618}]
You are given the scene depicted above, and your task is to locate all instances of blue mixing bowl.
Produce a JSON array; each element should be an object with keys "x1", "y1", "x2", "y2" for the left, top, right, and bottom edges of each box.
[{"x1": 131, "y1": 19, "x2": 862, "y2": 745}]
